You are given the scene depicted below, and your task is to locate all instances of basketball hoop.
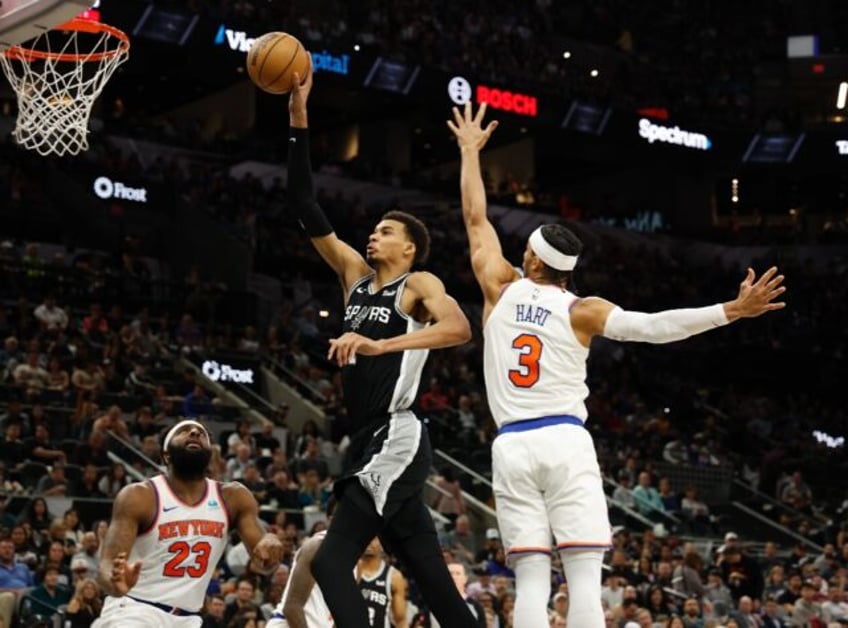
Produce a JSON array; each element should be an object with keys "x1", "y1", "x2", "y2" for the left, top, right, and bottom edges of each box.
[{"x1": 0, "y1": 18, "x2": 129, "y2": 157}]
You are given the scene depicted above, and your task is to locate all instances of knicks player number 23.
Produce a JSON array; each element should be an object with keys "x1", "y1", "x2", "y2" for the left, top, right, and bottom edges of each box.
[
  {"x1": 508, "y1": 334, "x2": 542, "y2": 388},
  {"x1": 163, "y1": 541, "x2": 212, "y2": 578}
]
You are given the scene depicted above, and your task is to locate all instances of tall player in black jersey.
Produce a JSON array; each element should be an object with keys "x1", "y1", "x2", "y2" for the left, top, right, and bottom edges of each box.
[{"x1": 286, "y1": 66, "x2": 477, "y2": 627}]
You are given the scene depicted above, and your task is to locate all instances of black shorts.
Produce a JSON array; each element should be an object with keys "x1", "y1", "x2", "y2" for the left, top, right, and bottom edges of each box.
[{"x1": 334, "y1": 410, "x2": 432, "y2": 520}]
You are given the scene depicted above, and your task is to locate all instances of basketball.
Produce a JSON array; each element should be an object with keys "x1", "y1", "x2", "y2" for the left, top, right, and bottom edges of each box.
[{"x1": 246, "y1": 32, "x2": 310, "y2": 95}]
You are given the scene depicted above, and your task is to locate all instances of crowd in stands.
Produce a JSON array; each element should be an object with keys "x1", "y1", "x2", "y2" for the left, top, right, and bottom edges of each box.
[{"x1": 209, "y1": 0, "x2": 816, "y2": 131}]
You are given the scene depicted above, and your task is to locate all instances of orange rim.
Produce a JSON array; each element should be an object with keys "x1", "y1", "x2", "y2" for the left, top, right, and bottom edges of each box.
[{"x1": 2, "y1": 19, "x2": 129, "y2": 63}]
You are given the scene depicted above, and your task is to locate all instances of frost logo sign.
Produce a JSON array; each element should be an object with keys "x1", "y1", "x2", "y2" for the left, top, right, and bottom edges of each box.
[
  {"x1": 93, "y1": 177, "x2": 148, "y2": 203},
  {"x1": 638, "y1": 118, "x2": 712, "y2": 151},
  {"x1": 202, "y1": 360, "x2": 254, "y2": 384}
]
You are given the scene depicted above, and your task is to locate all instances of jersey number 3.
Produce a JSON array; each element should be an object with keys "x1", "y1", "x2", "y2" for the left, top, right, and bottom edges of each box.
[
  {"x1": 508, "y1": 334, "x2": 542, "y2": 388},
  {"x1": 163, "y1": 541, "x2": 212, "y2": 578}
]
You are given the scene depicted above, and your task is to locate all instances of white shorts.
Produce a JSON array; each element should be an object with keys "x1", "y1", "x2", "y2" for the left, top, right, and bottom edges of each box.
[
  {"x1": 492, "y1": 422, "x2": 611, "y2": 561},
  {"x1": 93, "y1": 595, "x2": 202, "y2": 628},
  {"x1": 265, "y1": 619, "x2": 287, "y2": 628}
]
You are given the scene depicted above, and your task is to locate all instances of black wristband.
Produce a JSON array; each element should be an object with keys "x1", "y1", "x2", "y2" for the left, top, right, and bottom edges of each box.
[{"x1": 288, "y1": 127, "x2": 333, "y2": 237}]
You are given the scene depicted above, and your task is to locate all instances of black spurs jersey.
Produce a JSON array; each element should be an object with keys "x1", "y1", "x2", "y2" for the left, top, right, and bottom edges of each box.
[
  {"x1": 359, "y1": 561, "x2": 394, "y2": 628},
  {"x1": 342, "y1": 273, "x2": 428, "y2": 428}
]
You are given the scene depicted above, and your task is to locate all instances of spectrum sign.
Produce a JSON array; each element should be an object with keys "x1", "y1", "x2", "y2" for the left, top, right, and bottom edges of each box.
[
  {"x1": 447, "y1": 75, "x2": 538, "y2": 117},
  {"x1": 638, "y1": 118, "x2": 712, "y2": 151},
  {"x1": 214, "y1": 26, "x2": 350, "y2": 75}
]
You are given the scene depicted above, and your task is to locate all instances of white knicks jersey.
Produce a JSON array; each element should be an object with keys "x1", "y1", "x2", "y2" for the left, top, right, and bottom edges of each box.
[
  {"x1": 274, "y1": 531, "x2": 333, "y2": 627},
  {"x1": 126, "y1": 474, "x2": 229, "y2": 613},
  {"x1": 483, "y1": 279, "x2": 589, "y2": 427}
]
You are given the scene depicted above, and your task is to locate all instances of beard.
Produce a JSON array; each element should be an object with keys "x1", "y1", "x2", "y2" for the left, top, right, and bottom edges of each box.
[{"x1": 167, "y1": 443, "x2": 212, "y2": 481}]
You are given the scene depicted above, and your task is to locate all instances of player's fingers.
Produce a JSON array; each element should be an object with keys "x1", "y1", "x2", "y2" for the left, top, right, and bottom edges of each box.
[
  {"x1": 484, "y1": 120, "x2": 499, "y2": 136},
  {"x1": 463, "y1": 100, "x2": 472, "y2": 122},
  {"x1": 474, "y1": 102, "x2": 488, "y2": 124},
  {"x1": 452, "y1": 106, "x2": 463, "y2": 127},
  {"x1": 446, "y1": 120, "x2": 459, "y2": 135},
  {"x1": 292, "y1": 73, "x2": 300, "y2": 89},
  {"x1": 327, "y1": 340, "x2": 337, "y2": 361},
  {"x1": 765, "y1": 274, "x2": 785, "y2": 289},
  {"x1": 757, "y1": 266, "x2": 778, "y2": 285}
]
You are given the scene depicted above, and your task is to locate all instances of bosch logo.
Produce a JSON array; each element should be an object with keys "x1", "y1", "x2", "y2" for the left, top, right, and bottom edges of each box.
[
  {"x1": 93, "y1": 176, "x2": 148, "y2": 203},
  {"x1": 448, "y1": 76, "x2": 472, "y2": 105},
  {"x1": 202, "y1": 360, "x2": 254, "y2": 384},
  {"x1": 447, "y1": 76, "x2": 538, "y2": 117}
]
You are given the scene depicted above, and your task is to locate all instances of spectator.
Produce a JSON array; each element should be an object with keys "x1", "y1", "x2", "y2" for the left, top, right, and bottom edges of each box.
[
  {"x1": 433, "y1": 467, "x2": 466, "y2": 525},
  {"x1": 38, "y1": 540, "x2": 71, "y2": 587},
  {"x1": 728, "y1": 594, "x2": 760, "y2": 627},
  {"x1": 821, "y1": 581, "x2": 848, "y2": 624},
  {"x1": 0, "y1": 537, "x2": 34, "y2": 628},
  {"x1": 17, "y1": 498, "x2": 52, "y2": 544},
  {"x1": 35, "y1": 463, "x2": 70, "y2": 496},
  {"x1": 790, "y1": 581, "x2": 823, "y2": 626},
  {"x1": 720, "y1": 546, "x2": 765, "y2": 604},
  {"x1": 226, "y1": 443, "x2": 253, "y2": 481},
  {"x1": 657, "y1": 477, "x2": 680, "y2": 514},
  {"x1": 758, "y1": 598, "x2": 787, "y2": 628},
  {"x1": 97, "y1": 462, "x2": 129, "y2": 498},
  {"x1": 183, "y1": 384, "x2": 213, "y2": 417},
  {"x1": 291, "y1": 436, "x2": 329, "y2": 482},
  {"x1": 705, "y1": 569, "x2": 735, "y2": 610},
  {"x1": 238, "y1": 463, "x2": 267, "y2": 501},
  {"x1": 680, "y1": 486, "x2": 712, "y2": 534},
  {"x1": 0, "y1": 422, "x2": 26, "y2": 469},
  {"x1": 253, "y1": 421, "x2": 281, "y2": 458},
  {"x1": 0, "y1": 398, "x2": 30, "y2": 435},
  {"x1": 780, "y1": 471, "x2": 813, "y2": 515},
  {"x1": 33, "y1": 295, "x2": 68, "y2": 333},
  {"x1": 632, "y1": 471, "x2": 665, "y2": 517},
  {"x1": 10, "y1": 525, "x2": 38, "y2": 570},
  {"x1": 45, "y1": 357, "x2": 70, "y2": 394},
  {"x1": 76, "y1": 464, "x2": 105, "y2": 498},
  {"x1": 673, "y1": 552, "x2": 706, "y2": 600},
  {"x1": 680, "y1": 597, "x2": 704, "y2": 628},
  {"x1": 613, "y1": 472, "x2": 637, "y2": 509},
  {"x1": 64, "y1": 577, "x2": 102, "y2": 628},
  {"x1": 601, "y1": 574, "x2": 624, "y2": 610},
  {"x1": 224, "y1": 577, "x2": 260, "y2": 625},
  {"x1": 201, "y1": 594, "x2": 227, "y2": 628},
  {"x1": 24, "y1": 423, "x2": 65, "y2": 466},
  {"x1": 91, "y1": 405, "x2": 130, "y2": 440},
  {"x1": 440, "y1": 514, "x2": 478, "y2": 566},
  {"x1": 25, "y1": 564, "x2": 71, "y2": 619},
  {"x1": 13, "y1": 350, "x2": 49, "y2": 397},
  {"x1": 72, "y1": 532, "x2": 99, "y2": 581},
  {"x1": 227, "y1": 419, "x2": 257, "y2": 457}
]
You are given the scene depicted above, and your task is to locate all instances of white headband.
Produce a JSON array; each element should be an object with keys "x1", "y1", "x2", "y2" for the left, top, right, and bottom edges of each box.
[
  {"x1": 163, "y1": 420, "x2": 210, "y2": 452},
  {"x1": 528, "y1": 227, "x2": 578, "y2": 271}
]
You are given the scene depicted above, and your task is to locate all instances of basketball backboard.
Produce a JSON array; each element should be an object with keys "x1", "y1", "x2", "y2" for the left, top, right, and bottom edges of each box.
[{"x1": 0, "y1": 0, "x2": 94, "y2": 52}]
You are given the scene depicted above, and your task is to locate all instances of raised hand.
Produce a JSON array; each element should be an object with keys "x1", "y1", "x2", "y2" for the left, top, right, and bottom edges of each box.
[
  {"x1": 110, "y1": 552, "x2": 142, "y2": 596},
  {"x1": 447, "y1": 101, "x2": 499, "y2": 152},
  {"x1": 725, "y1": 267, "x2": 786, "y2": 320},
  {"x1": 288, "y1": 55, "x2": 314, "y2": 127}
]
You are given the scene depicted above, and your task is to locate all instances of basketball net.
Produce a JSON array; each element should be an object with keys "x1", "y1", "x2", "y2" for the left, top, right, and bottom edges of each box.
[{"x1": 0, "y1": 19, "x2": 129, "y2": 157}]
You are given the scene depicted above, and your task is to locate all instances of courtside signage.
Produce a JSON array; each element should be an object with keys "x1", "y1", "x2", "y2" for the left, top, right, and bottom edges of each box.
[
  {"x1": 214, "y1": 26, "x2": 350, "y2": 75},
  {"x1": 448, "y1": 75, "x2": 538, "y2": 117},
  {"x1": 93, "y1": 176, "x2": 148, "y2": 203},
  {"x1": 638, "y1": 118, "x2": 712, "y2": 150}
]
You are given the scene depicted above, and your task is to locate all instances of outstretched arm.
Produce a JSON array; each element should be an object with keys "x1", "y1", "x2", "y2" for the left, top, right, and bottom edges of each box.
[
  {"x1": 447, "y1": 102, "x2": 518, "y2": 313},
  {"x1": 327, "y1": 272, "x2": 471, "y2": 366},
  {"x1": 571, "y1": 267, "x2": 786, "y2": 346},
  {"x1": 97, "y1": 483, "x2": 151, "y2": 597},
  {"x1": 224, "y1": 482, "x2": 284, "y2": 575},
  {"x1": 281, "y1": 536, "x2": 324, "y2": 628},
  {"x1": 288, "y1": 64, "x2": 371, "y2": 294}
]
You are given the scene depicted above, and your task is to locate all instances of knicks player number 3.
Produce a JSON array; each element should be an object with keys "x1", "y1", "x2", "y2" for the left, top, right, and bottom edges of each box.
[
  {"x1": 508, "y1": 334, "x2": 543, "y2": 388},
  {"x1": 163, "y1": 541, "x2": 212, "y2": 578}
]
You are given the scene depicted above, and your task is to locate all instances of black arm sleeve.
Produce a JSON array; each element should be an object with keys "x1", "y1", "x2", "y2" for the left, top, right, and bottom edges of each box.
[{"x1": 288, "y1": 127, "x2": 333, "y2": 237}]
